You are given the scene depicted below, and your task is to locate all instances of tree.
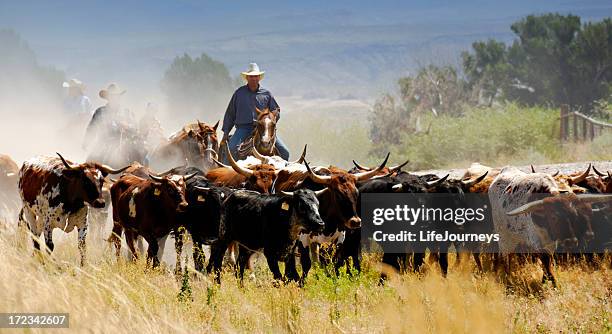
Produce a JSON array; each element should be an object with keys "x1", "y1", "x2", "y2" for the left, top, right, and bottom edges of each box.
[
  {"x1": 461, "y1": 39, "x2": 510, "y2": 106},
  {"x1": 161, "y1": 53, "x2": 233, "y2": 120}
]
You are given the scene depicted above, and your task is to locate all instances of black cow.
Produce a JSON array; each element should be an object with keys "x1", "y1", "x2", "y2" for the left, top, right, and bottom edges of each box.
[{"x1": 209, "y1": 188, "x2": 326, "y2": 282}]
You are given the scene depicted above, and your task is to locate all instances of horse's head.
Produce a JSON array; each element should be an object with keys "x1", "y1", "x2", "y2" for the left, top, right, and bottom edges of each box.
[
  {"x1": 187, "y1": 120, "x2": 219, "y2": 169},
  {"x1": 253, "y1": 107, "x2": 279, "y2": 155}
]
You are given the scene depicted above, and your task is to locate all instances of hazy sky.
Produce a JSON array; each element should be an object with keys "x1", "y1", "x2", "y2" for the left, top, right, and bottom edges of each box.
[{"x1": 1, "y1": 0, "x2": 611, "y2": 101}]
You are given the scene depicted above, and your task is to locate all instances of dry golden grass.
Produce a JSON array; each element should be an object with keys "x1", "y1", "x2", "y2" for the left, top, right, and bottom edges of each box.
[{"x1": 0, "y1": 220, "x2": 610, "y2": 334}]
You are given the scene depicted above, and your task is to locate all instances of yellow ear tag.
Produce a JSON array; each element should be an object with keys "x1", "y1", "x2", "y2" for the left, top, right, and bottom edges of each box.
[
  {"x1": 197, "y1": 195, "x2": 206, "y2": 202},
  {"x1": 154, "y1": 188, "x2": 161, "y2": 196},
  {"x1": 281, "y1": 202, "x2": 289, "y2": 211}
]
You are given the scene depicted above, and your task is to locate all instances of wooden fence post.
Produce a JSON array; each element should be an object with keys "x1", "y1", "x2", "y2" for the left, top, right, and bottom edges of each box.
[{"x1": 573, "y1": 111, "x2": 578, "y2": 142}]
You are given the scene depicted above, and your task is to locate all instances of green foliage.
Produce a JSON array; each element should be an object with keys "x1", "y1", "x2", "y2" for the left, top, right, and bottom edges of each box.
[
  {"x1": 390, "y1": 104, "x2": 561, "y2": 169},
  {"x1": 161, "y1": 53, "x2": 233, "y2": 120},
  {"x1": 462, "y1": 14, "x2": 612, "y2": 110},
  {"x1": 177, "y1": 269, "x2": 193, "y2": 303}
]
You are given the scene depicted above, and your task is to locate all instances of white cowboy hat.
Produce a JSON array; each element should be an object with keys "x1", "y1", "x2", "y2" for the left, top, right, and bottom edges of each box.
[
  {"x1": 99, "y1": 83, "x2": 126, "y2": 100},
  {"x1": 62, "y1": 78, "x2": 85, "y2": 90},
  {"x1": 241, "y1": 63, "x2": 265, "y2": 80}
]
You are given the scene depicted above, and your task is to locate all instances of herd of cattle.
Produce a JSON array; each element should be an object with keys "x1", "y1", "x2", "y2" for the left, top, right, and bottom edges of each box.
[{"x1": 0, "y1": 120, "x2": 611, "y2": 287}]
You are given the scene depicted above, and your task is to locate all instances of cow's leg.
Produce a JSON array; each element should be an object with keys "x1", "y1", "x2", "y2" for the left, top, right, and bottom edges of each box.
[
  {"x1": 125, "y1": 231, "x2": 139, "y2": 261},
  {"x1": 193, "y1": 240, "x2": 206, "y2": 273},
  {"x1": 174, "y1": 230, "x2": 185, "y2": 276},
  {"x1": 208, "y1": 240, "x2": 229, "y2": 283},
  {"x1": 284, "y1": 251, "x2": 300, "y2": 283},
  {"x1": 146, "y1": 236, "x2": 160, "y2": 268},
  {"x1": 264, "y1": 250, "x2": 283, "y2": 281},
  {"x1": 236, "y1": 246, "x2": 250, "y2": 280},
  {"x1": 77, "y1": 225, "x2": 88, "y2": 266},
  {"x1": 473, "y1": 253, "x2": 483, "y2": 273},
  {"x1": 298, "y1": 244, "x2": 312, "y2": 283},
  {"x1": 43, "y1": 222, "x2": 54, "y2": 254},
  {"x1": 19, "y1": 206, "x2": 40, "y2": 250},
  {"x1": 540, "y1": 253, "x2": 557, "y2": 287},
  {"x1": 109, "y1": 222, "x2": 123, "y2": 259},
  {"x1": 438, "y1": 244, "x2": 449, "y2": 277},
  {"x1": 413, "y1": 253, "x2": 425, "y2": 272}
]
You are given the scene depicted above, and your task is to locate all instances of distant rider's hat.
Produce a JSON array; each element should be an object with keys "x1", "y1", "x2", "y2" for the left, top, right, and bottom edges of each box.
[
  {"x1": 62, "y1": 78, "x2": 85, "y2": 91},
  {"x1": 99, "y1": 83, "x2": 126, "y2": 100},
  {"x1": 241, "y1": 63, "x2": 265, "y2": 80}
]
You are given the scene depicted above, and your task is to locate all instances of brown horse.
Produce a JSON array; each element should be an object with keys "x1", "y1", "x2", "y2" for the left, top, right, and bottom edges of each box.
[
  {"x1": 148, "y1": 120, "x2": 219, "y2": 173},
  {"x1": 235, "y1": 108, "x2": 280, "y2": 160}
]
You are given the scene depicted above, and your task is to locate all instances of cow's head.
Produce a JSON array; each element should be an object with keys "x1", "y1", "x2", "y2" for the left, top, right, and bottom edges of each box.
[
  {"x1": 305, "y1": 153, "x2": 389, "y2": 230},
  {"x1": 189, "y1": 181, "x2": 228, "y2": 245},
  {"x1": 506, "y1": 187, "x2": 612, "y2": 249},
  {"x1": 225, "y1": 145, "x2": 278, "y2": 193},
  {"x1": 592, "y1": 166, "x2": 612, "y2": 193},
  {"x1": 149, "y1": 172, "x2": 196, "y2": 213},
  {"x1": 57, "y1": 153, "x2": 129, "y2": 208},
  {"x1": 280, "y1": 188, "x2": 326, "y2": 233}
]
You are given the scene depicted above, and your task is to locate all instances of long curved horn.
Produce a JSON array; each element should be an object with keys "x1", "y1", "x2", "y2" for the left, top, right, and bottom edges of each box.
[
  {"x1": 392, "y1": 183, "x2": 403, "y2": 192},
  {"x1": 212, "y1": 157, "x2": 231, "y2": 169},
  {"x1": 98, "y1": 164, "x2": 130, "y2": 175},
  {"x1": 251, "y1": 146, "x2": 266, "y2": 160},
  {"x1": 281, "y1": 190, "x2": 294, "y2": 196},
  {"x1": 592, "y1": 165, "x2": 605, "y2": 177},
  {"x1": 314, "y1": 187, "x2": 328, "y2": 197},
  {"x1": 462, "y1": 171, "x2": 488, "y2": 187},
  {"x1": 570, "y1": 163, "x2": 591, "y2": 184},
  {"x1": 530, "y1": 165, "x2": 536, "y2": 173},
  {"x1": 352, "y1": 160, "x2": 372, "y2": 171},
  {"x1": 427, "y1": 174, "x2": 449, "y2": 187},
  {"x1": 506, "y1": 200, "x2": 546, "y2": 216},
  {"x1": 149, "y1": 173, "x2": 164, "y2": 182},
  {"x1": 56, "y1": 152, "x2": 77, "y2": 170},
  {"x1": 354, "y1": 152, "x2": 390, "y2": 181},
  {"x1": 389, "y1": 159, "x2": 410, "y2": 173},
  {"x1": 577, "y1": 193, "x2": 612, "y2": 204},
  {"x1": 290, "y1": 144, "x2": 307, "y2": 164},
  {"x1": 157, "y1": 163, "x2": 187, "y2": 177},
  {"x1": 304, "y1": 160, "x2": 331, "y2": 185},
  {"x1": 551, "y1": 170, "x2": 560, "y2": 177},
  {"x1": 194, "y1": 186, "x2": 210, "y2": 191},
  {"x1": 507, "y1": 194, "x2": 612, "y2": 216},
  {"x1": 608, "y1": 171, "x2": 611, "y2": 179},
  {"x1": 184, "y1": 172, "x2": 198, "y2": 180},
  {"x1": 226, "y1": 145, "x2": 253, "y2": 177}
]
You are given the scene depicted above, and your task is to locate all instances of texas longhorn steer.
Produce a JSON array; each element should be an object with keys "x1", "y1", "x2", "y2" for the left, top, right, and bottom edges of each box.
[
  {"x1": 109, "y1": 172, "x2": 196, "y2": 267},
  {"x1": 18, "y1": 153, "x2": 128, "y2": 265},
  {"x1": 209, "y1": 188, "x2": 326, "y2": 283},
  {"x1": 489, "y1": 167, "x2": 610, "y2": 286}
]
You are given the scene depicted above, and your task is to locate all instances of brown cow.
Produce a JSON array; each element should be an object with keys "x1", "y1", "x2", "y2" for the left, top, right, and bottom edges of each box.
[
  {"x1": 206, "y1": 145, "x2": 278, "y2": 193},
  {"x1": 109, "y1": 172, "x2": 195, "y2": 266},
  {"x1": 18, "y1": 153, "x2": 128, "y2": 265}
]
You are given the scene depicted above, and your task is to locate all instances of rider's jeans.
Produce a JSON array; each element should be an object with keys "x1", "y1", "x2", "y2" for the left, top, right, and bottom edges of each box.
[{"x1": 223, "y1": 125, "x2": 290, "y2": 163}]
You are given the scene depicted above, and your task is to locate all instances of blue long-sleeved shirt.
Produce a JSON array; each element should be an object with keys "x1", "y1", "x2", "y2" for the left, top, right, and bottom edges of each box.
[{"x1": 222, "y1": 85, "x2": 280, "y2": 134}]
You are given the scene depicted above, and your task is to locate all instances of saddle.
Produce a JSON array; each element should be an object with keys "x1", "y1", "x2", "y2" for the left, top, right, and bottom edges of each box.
[{"x1": 225, "y1": 133, "x2": 279, "y2": 161}]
